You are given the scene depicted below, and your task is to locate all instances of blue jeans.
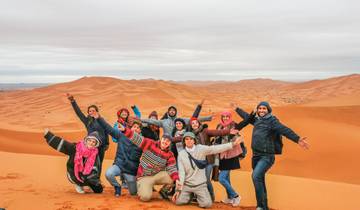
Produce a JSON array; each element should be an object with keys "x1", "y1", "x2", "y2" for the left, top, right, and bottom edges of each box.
[
  {"x1": 105, "y1": 164, "x2": 137, "y2": 195},
  {"x1": 219, "y1": 170, "x2": 238, "y2": 199},
  {"x1": 205, "y1": 164, "x2": 215, "y2": 201},
  {"x1": 252, "y1": 155, "x2": 275, "y2": 210}
]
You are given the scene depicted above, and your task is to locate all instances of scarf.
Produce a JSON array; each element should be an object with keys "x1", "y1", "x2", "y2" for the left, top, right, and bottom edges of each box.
[
  {"x1": 74, "y1": 140, "x2": 98, "y2": 183},
  {"x1": 220, "y1": 111, "x2": 233, "y2": 127}
]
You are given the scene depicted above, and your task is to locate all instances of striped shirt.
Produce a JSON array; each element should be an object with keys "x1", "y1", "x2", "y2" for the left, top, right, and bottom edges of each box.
[{"x1": 124, "y1": 129, "x2": 179, "y2": 181}]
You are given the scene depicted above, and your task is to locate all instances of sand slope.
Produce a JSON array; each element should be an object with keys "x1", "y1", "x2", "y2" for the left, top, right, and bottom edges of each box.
[{"x1": 1, "y1": 152, "x2": 360, "y2": 210}]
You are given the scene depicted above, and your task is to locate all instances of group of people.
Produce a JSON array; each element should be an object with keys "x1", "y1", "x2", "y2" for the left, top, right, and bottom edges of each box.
[{"x1": 44, "y1": 94, "x2": 309, "y2": 210}]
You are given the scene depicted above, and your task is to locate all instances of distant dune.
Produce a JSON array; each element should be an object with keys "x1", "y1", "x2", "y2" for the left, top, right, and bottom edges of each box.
[{"x1": 0, "y1": 74, "x2": 359, "y2": 210}]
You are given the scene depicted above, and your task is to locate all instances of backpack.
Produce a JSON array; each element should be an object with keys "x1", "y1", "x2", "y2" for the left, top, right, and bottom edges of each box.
[{"x1": 272, "y1": 132, "x2": 283, "y2": 155}]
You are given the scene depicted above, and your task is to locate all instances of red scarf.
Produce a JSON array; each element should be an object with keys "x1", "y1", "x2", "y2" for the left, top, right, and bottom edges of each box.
[{"x1": 74, "y1": 140, "x2": 98, "y2": 183}]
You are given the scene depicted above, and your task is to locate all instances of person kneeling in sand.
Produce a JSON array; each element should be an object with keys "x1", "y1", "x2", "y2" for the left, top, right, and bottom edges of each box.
[
  {"x1": 95, "y1": 114, "x2": 179, "y2": 202},
  {"x1": 96, "y1": 115, "x2": 143, "y2": 197},
  {"x1": 43, "y1": 129, "x2": 103, "y2": 194},
  {"x1": 172, "y1": 132, "x2": 242, "y2": 208}
]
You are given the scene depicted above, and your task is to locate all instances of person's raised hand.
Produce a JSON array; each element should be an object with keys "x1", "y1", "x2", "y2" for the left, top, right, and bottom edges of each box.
[
  {"x1": 230, "y1": 128, "x2": 239, "y2": 135},
  {"x1": 298, "y1": 137, "x2": 310, "y2": 150},
  {"x1": 232, "y1": 135, "x2": 243, "y2": 146},
  {"x1": 44, "y1": 128, "x2": 50, "y2": 135},
  {"x1": 66, "y1": 93, "x2": 74, "y2": 102}
]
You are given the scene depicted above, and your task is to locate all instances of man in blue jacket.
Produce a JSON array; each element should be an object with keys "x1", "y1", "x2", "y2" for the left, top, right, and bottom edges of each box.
[
  {"x1": 98, "y1": 115, "x2": 143, "y2": 197},
  {"x1": 235, "y1": 101, "x2": 309, "y2": 210}
]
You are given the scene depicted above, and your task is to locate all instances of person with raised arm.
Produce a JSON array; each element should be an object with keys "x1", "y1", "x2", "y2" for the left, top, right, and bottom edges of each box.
[{"x1": 233, "y1": 101, "x2": 309, "y2": 210}]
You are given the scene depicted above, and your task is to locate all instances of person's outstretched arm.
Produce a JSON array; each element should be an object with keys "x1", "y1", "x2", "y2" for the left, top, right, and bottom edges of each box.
[
  {"x1": 141, "y1": 118, "x2": 162, "y2": 127},
  {"x1": 235, "y1": 111, "x2": 256, "y2": 130},
  {"x1": 271, "y1": 117, "x2": 300, "y2": 143},
  {"x1": 66, "y1": 93, "x2": 87, "y2": 125},
  {"x1": 271, "y1": 117, "x2": 310, "y2": 149},
  {"x1": 44, "y1": 129, "x2": 75, "y2": 155},
  {"x1": 96, "y1": 116, "x2": 125, "y2": 141},
  {"x1": 206, "y1": 127, "x2": 239, "y2": 137},
  {"x1": 191, "y1": 99, "x2": 205, "y2": 118},
  {"x1": 200, "y1": 136, "x2": 243, "y2": 156},
  {"x1": 131, "y1": 105, "x2": 141, "y2": 118},
  {"x1": 122, "y1": 128, "x2": 155, "y2": 151}
]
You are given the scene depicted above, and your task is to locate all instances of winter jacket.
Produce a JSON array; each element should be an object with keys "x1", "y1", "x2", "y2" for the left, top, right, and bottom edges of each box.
[
  {"x1": 235, "y1": 108, "x2": 300, "y2": 155},
  {"x1": 44, "y1": 131, "x2": 103, "y2": 193},
  {"x1": 97, "y1": 117, "x2": 142, "y2": 176}
]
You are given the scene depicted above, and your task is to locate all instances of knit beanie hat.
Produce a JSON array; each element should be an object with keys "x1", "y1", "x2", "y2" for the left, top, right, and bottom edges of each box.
[
  {"x1": 117, "y1": 108, "x2": 130, "y2": 118},
  {"x1": 84, "y1": 131, "x2": 101, "y2": 147},
  {"x1": 161, "y1": 134, "x2": 173, "y2": 142},
  {"x1": 257, "y1": 101, "x2": 272, "y2": 113},
  {"x1": 148, "y1": 111, "x2": 158, "y2": 120},
  {"x1": 174, "y1": 118, "x2": 186, "y2": 127}
]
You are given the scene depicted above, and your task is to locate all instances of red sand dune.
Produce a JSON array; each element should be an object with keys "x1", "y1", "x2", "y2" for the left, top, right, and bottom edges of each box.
[{"x1": 1, "y1": 74, "x2": 360, "y2": 209}]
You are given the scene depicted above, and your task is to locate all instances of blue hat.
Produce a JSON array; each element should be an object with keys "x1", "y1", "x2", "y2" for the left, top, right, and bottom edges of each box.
[{"x1": 257, "y1": 101, "x2": 272, "y2": 113}]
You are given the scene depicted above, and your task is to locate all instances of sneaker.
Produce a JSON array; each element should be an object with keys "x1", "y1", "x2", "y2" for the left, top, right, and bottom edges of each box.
[
  {"x1": 231, "y1": 196, "x2": 241, "y2": 207},
  {"x1": 114, "y1": 186, "x2": 121, "y2": 197},
  {"x1": 75, "y1": 185, "x2": 85, "y2": 194},
  {"x1": 221, "y1": 198, "x2": 233, "y2": 204},
  {"x1": 256, "y1": 208, "x2": 264, "y2": 210},
  {"x1": 159, "y1": 187, "x2": 170, "y2": 200},
  {"x1": 121, "y1": 180, "x2": 128, "y2": 189}
]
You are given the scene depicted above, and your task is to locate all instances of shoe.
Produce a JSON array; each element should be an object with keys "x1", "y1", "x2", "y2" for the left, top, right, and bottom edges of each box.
[
  {"x1": 221, "y1": 198, "x2": 233, "y2": 204},
  {"x1": 159, "y1": 188, "x2": 169, "y2": 200},
  {"x1": 75, "y1": 185, "x2": 85, "y2": 194},
  {"x1": 231, "y1": 196, "x2": 241, "y2": 207},
  {"x1": 114, "y1": 186, "x2": 121, "y2": 197},
  {"x1": 256, "y1": 208, "x2": 264, "y2": 210},
  {"x1": 121, "y1": 180, "x2": 128, "y2": 189}
]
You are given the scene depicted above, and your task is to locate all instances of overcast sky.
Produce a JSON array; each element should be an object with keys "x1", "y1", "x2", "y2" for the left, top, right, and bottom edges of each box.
[{"x1": 0, "y1": 0, "x2": 359, "y2": 83}]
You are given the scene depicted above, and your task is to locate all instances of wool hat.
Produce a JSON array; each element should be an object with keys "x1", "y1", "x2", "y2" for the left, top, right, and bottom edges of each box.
[
  {"x1": 161, "y1": 134, "x2": 173, "y2": 142},
  {"x1": 148, "y1": 111, "x2": 158, "y2": 120},
  {"x1": 257, "y1": 101, "x2": 272, "y2": 113},
  {"x1": 182, "y1": 132, "x2": 196, "y2": 140},
  {"x1": 117, "y1": 108, "x2": 130, "y2": 118},
  {"x1": 84, "y1": 131, "x2": 101, "y2": 147},
  {"x1": 174, "y1": 118, "x2": 186, "y2": 126}
]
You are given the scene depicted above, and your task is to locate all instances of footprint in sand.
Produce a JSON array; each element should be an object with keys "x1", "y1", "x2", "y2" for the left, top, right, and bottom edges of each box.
[{"x1": 55, "y1": 201, "x2": 74, "y2": 210}]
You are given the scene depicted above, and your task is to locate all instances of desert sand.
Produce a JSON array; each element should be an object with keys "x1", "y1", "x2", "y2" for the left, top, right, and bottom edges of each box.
[{"x1": 1, "y1": 74, "x2": 360, "y2": 210}]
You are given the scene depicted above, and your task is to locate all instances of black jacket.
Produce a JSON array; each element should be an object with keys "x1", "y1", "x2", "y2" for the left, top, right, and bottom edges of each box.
[
  {"x1": 236, "y1": 108, "x2": 300, "y2": 155},
  {"x1": 44, "y1": 131, "x2": 103, "y2": 193},
  {"x1": 70, "y1": 100, "x2": 109, "y2": 149}
]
